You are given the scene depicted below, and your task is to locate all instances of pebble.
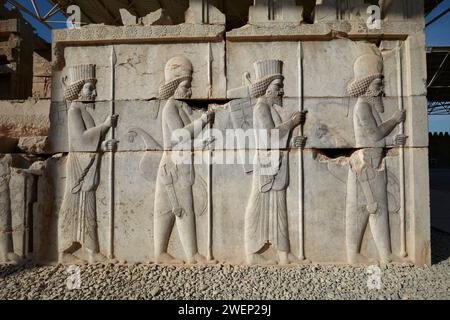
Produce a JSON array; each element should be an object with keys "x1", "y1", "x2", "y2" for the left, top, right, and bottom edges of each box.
[{"x1": 0, "y1": 229, "x2": 449, "y2": 300}]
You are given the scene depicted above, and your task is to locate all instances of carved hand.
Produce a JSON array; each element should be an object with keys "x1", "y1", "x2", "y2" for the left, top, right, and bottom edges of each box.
[
  {"x1": 393, "y1": 110, "x2": 406, "y2": 124},
  {"x1": 394, "y1": 134, "x2": 408, "y2": 146},
  {"x1": 291, "y1": 111, "x2": 307, "y2": 128},
  {"x1": 202, "y1": 135, "x2": 216, "y2": 150},
  {"x1": 367, "y1": 203, "x2": 379, "y2": 215},
  {"x1": 173, "y1": 207, "x2": 185, "y2": 218},
  {"x1": 104, "y1": 114, "x2": 119, "y2": 129},
  {"x1": 292, "y1": 136, "x2": 307, "y2": 149},
  {"x1": 201, "y1": 110, "x2": 215, "y2": 125},
  {"x1": 299, "y1": 110, "x2": 308, "y2": 126},
  {"x1": 101, "y1": 139, "x2": 119, "y2": 152}
]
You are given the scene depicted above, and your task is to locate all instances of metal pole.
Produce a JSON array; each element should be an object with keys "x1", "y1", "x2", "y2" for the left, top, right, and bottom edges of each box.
[{"x1": 396, "y1": 41, "x2": 407, "y2": 258}]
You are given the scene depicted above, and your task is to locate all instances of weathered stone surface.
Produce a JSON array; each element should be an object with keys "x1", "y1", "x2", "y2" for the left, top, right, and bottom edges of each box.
[
  {"x1": 0, "y1": 154, "x2": 40, "y2": 263},
  {"x1": 142, "y1": 9, "x2": 173, "y2": 26},
  {"x1": 315, "y1": 0, "x2": 424, "y2": 23},
  {"x1": 185, "y1": 0, "x2": 225, "y2": 25},
  {"x1": 119, "y1": 9, "x2": 139, "y2": 26},
  {"x1": 227, "y1": 39, "x2": 425, "y2": 99},
  {"x1": 0, "y1": 100, "x2": 50, "y2": 138},
  {"x1": 226, "y1": 21, "x2": 422, "y2": 41},
  {"x1": 18, "y1": 137, "x2": 49, "y2": 155},
  {"x1": 2, "y1": 2, "x2": 431, "y2": 267},
  {"x1": 249, "y1": 0, "x2": 303, "y2": 24},
  {"x1": 46, "y1": 96, "x2": 427, "y2": 152},
  {"x1": 36, "y1": 147, "x2": 430, "y2": 265},
  {"x1": 52, "y1": 42, "x2": 226, "y2": 101},
  {"x1": 314, "y1": 0, "x2": 338, "y2": 22}
]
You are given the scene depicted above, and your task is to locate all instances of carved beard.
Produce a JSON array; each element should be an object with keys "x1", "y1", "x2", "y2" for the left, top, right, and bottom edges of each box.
[
  {"x1": 174, "y1": 87, "x2": 192, "y2": 99},
  {"x1": 78, "y1": 92, "x2": 96, "y2": 102},
  {"x1": 365, "y1": 88, "x2": 384, "y2": 113},
  {"x1": 82, "y1": 102, "x2": 95, "y2": 110},
  {"x1": 265, "y1": 91, "x2": 283, "y2": 107}
]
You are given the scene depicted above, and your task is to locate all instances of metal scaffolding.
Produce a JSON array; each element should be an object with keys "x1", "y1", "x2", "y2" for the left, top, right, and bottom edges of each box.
[
  {"x1": 429, "y1": 101, "x2": 450, "y2": 116},
  {"x1": 427, "y1": 47, "x2": 450, "y2": 115},
  {"x1": 5, "y1": 0, "x2": 66, "y2": 29}
]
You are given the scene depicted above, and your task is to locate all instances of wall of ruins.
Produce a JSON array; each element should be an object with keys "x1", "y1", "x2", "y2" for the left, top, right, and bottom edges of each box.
[{"x1": 0, "y1": 0, "x2": 431, "y2": 266}]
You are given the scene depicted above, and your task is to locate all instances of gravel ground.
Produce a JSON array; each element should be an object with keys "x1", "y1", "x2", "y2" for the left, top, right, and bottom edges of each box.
[{"x1": 1, "y1": 228, "x2": 449, "y2": 300}]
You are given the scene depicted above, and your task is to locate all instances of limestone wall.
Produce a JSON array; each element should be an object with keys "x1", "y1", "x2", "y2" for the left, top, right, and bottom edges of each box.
[{"x1": 1, "y1": 0, "x2": 431, "y2": 266}]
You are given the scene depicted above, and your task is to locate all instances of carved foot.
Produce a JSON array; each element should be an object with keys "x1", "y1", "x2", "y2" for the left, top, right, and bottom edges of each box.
[
  {"x1": 278, "y1": 252, "x2": 311, "y2": 265},
  {"x1": 88, "y1": 252, "x2": 107, "y2": 265},
  {"x1": 348, "y1": 253, "x2": 373, "y2": 265},
  {"x1": 278, "y1": 251, "x2": 290, "y2": 265},
  {"x1": 59, "y1": 253, "x2": 87, "y2": 265},
  {"x1": 293, "y1": 254, "x2": 311, "y2": 265},
  {"x1": 246, "y1": 254, "x2": 276, "y2": 266},
  {"x1": 380, "y1": 254, "x2": 409, "y2": 265},
  {"x1": 5, "y1": 252, "x2": 24, "y2": 265},
  {"x1": 186, "y1": 253, "x2": 209, "y2": 265},
  {"x1": 155, "y1": 253, "x2": 184, "y2": 265}
]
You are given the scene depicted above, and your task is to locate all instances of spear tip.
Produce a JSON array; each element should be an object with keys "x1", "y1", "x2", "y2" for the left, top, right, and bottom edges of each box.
[{"x1": 111, "y1": 45, "x2": 117, "y2": 66}]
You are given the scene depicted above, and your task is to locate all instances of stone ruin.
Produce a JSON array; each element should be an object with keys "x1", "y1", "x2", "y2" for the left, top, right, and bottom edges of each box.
[{"x1": 0, "y1": 0, "x2": 431, "y2": 266}]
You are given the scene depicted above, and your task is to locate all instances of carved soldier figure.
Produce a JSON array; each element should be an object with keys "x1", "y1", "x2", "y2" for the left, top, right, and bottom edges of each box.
[
  {"x1": 154, "y1": 56, "x2": 214, "y2": 264},
  {"x1": 346, "y1": 53, "x2": 406, "y2": 264},
  {"x1": 244, "y1": 60, "x2": 306, "y2": 265},
  {"x1": 0, "y1": 155, "x2": 22, "y2": 264},
  {"x1": 59, "y1": 64, "x2": 118, "y2": 264}
]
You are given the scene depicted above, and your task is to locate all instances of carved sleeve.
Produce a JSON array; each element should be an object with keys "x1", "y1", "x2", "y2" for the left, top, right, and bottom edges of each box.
[
  {"x1": 254, "y1": 103, "x2": 292, "y2": 148},
  {"x1": 355, "y1": 103, "x2": 384, "y2": 141},
  {"x1": 68, "y1": 107, "x2": 103, "y2": 152},
  {"x1": 356, "y1": 104, "x2": 400, "y2": 142},
  {"x1": 163, "y1": 101, "x2": 206, "y2": 149}
]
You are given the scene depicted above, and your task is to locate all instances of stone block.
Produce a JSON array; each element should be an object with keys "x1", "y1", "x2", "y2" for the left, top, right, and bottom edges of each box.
[{"x1": 52, "y1": 42, "x2": 226, "y2": 102}]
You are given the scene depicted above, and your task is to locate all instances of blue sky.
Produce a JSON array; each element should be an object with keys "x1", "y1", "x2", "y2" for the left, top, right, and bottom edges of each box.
[
  {"x1": 426, "y1": 0, "x2": 450, "y2": 133},
  {"x1": 4, "y1": 0, "x2": 450, "y2": 132}
]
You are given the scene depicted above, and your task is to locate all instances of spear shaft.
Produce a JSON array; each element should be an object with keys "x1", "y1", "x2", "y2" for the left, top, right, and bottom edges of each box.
[
  {"x1": 109, "y1": 46, "x2": 117, "y2": 260},
  {"x1": 396, "y1": 41, "x2": 407, "y2": 258},
  {"x1": 298, "y1": 41, "x2": 305, "y2": 261}
]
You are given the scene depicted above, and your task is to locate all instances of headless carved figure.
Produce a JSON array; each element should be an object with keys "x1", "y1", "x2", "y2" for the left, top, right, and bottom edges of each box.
[{"x1": 0, "y1": 155, "x2": 22, "y2": 264}]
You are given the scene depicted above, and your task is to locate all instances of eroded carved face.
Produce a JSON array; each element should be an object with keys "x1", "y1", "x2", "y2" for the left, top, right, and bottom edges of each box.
[
  {"x1": 366, "y1": 77, "x2": 385, "y2": 113},
  {"x1": 367, "y1": 77, "x2": 384, "y2": 97},
  {"x1": 265, "y1": 79, "x2": 284, "y2": 106},
  {"x1": 79, "y1": 81, "x2": 97, "y2": 102},
  {"x1": 174, "y1": 79, "x2": 192, "y2": 99}
]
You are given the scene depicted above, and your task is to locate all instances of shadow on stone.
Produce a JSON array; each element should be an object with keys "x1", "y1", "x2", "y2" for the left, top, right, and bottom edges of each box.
[{"x1": 431, "y1": 227, "x2": 450, "y2": 265}]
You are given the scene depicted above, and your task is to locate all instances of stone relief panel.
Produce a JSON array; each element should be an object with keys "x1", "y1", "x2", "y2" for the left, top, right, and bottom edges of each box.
[
  {"x1": 51, "y1": 43, "x2": 226, "y2": 102},
  {"x1": 150, "y1": 56, "x2": 214, "y2": 264},
  {"x1": 37, "y1": 17, "x2": 430, "y2": 266},
  {"x1": 227, "y1": 39, "x2": 422, "y2": 99},
  {"x1": 312, "y1": 49, "x2": 408, "y2": 264},
  {"x1": 57, "y1": 64, "x2": 118, "y2": 264},
  {"x1": 0, "y1": 155, "x2": 20, "y2": 264},
  {"x1": 0, "y1": 155, "x2": 41, "y2": 264}
]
